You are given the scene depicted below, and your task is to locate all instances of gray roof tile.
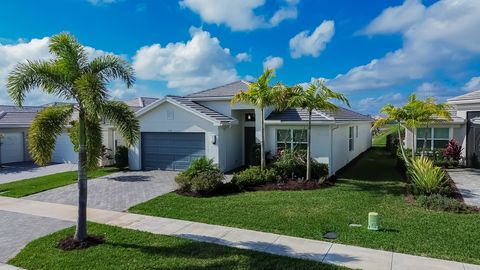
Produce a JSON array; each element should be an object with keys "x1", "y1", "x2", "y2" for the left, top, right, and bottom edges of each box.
[
  {"x1": 448, "y1": 90, "x2": 480, "y2": 102},
  {"x1": 266, "y1": 107, "x2": 373, "y2": 122},
  {"x1": 0, "y1": 105, "x2": 44, "y2": 125},
  {"x1": 186, "y1": 80, "x2": 250, "y2": 98},
  {"x1": 167, "y1": 96, "x2": 235, "y2": 124}
]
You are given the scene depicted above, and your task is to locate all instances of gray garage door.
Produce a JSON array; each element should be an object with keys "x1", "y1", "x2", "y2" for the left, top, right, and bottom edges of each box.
[{"x1": 141, "y1": 132, "x2": 205, "y2": 171}]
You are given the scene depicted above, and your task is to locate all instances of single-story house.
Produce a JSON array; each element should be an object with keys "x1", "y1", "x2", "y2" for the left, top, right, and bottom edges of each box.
[
  {"x1": 404, "y1": 90, "x2": 480, "y2": 168},
  {"x1": 125, "y1": 81, "x2": 373, "y2": 176}
]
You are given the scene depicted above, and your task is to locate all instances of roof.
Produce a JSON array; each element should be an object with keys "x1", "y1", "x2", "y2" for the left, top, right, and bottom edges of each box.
[
  {"x1": 186, "y1": 80, "x2": 250, "y2": 99},
  {"x1": 166, "y1": 96, "x2": 236, "y2": 125},
  {"x1": 448, "y1": 90, "x2": 480, "y2": 103},
  {"x1": 266, "y1": 107, "x2": 373, "y2": 123},
  {"x1": 125, "y1": 97, "x2": 159, "y2": 112},
  {"x1": 0, "y1": 105, "x2": 44, "y2": 126}
]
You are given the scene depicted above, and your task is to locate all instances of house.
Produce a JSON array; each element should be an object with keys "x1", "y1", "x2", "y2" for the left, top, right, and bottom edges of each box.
[
  {"x1": 125, "y1": 81, "x2": 373, "y2": 176},
  {"x1": 404, "y1": 90, "x2": 480, "y2": 168}
]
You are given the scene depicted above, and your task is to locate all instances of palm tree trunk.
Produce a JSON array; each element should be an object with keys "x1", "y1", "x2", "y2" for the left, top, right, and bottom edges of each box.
[
  {"x1": 74, "y1": 112, "x2": 88, "y2": 241},
  {"x1": 398, "y1": 123, "x2": 409, "y2": 166},
  {"x1": 421, "y1": 124, "x2": 429, "y2": 158},
  {"x1": 306, "y1": 111, "x2": 312, "y2": 181},
  {"x1": 260, "y1": 108, "x2": 265, "y2": 170}
]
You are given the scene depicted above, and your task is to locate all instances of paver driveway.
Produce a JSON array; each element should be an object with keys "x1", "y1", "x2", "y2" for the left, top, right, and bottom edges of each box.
[
  {"x1": 26, "y1": 170, "x2": 178, "y2": 211},
  {"x1": 448, "y1": 168, "x2": 480, "y2": 207},
  {"x1": 0, "y1": 210, "x2": 72, "y2": 263},
  {"x1": 0, "y1": 162, "x2": 77, "y2": 184}
]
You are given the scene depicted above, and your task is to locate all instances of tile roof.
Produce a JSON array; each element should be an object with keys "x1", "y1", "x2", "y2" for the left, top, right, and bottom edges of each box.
[
  {"x1": 266, "y1": 107, "x2": 373, "y2": 122},
  {"x1": 167, "y1": 96, "x2": 235, "y2": 124},
  {"x1": 125, "y1": 97, "x2": 159, "y2": 112},
  {"x1": 448, "y1": 90, "x2": 480, "y2": 102},
  {"x1": 0, "y1": 105, "x2": 44, "y2": 126},
  {"x1": 186, "y1": 80, "x2": 250, "y2": 98}
]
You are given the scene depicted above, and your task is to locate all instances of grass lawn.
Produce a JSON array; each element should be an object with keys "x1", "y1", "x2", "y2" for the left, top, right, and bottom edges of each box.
[
  {"x1": 9, "y1": 223, "x2": 345, "y2": 270},
  {"x1": 372, "y1": 124, "x2": 398, "y2": 147},
  {"x1": 130, "y1": 148, "x2": 480, "y2": 264},
  {"x1": 0, "y1": 167, "x2": 118, "y2": 198}
]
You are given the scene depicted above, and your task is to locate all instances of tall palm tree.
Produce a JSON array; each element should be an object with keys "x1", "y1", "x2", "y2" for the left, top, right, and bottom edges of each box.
[
  {"x1": 403, "y1": 94, "x2": 451, "y2": 157},
  {"x1": 287, "y1": 80, "x2": 350, "y2": 181},
  {"x1": 6, "y1": 33, "x2": 139, "y2": 241},
  {"x1": 230, "y1": 69, "x2": 285, "y2": 170},
  {"x1": 373, "y1": 104, "x2": 410, "y2": 166}
]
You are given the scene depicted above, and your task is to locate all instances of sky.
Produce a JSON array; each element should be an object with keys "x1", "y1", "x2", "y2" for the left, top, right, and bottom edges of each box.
[{"x1": 0, "y1": 0, "x2": 479, "y2": 115}]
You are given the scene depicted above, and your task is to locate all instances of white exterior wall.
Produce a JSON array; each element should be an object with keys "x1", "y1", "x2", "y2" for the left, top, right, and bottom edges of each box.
[
  {"x1": 404, "y1": 124, "x2": 464, "y2": 154},
  {"x1": 129, "y1": 101, "x2": 220, "y2": 170},
  {"x1": 331, "y1": 122, "x2": 372, "y2": 175}
]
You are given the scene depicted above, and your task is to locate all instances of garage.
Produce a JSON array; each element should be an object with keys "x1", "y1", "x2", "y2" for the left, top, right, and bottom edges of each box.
[
  {"x1": 52, "y1": 133, "x2": 78, "y2": 164},
  {"x1": 0, "y1": 132, "x2": 24, "y2": 164},
  {"x1": 141, "y1": 132, "x2": 205, "y2": 171}
]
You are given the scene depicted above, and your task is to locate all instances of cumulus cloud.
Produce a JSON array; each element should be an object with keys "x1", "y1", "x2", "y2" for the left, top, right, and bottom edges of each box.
[
  {"x1": 289, "y1": 20, "x2": 335, "y2": 58},
  {"x1": 263, "y1": 56, "x2": 283, "y2": 70},
  {"x1": 326, "y1": 0, "x2": 480, "y2": 92},
  {"x1": 132, "y1": 27, "x2": 240, "y2": 93},
  {"x1": 179, "y1": 0, "x2": 299, "y2": 31},
  {"x1": 463, "y1": 76, "x2": 480, "y2": 92},
  {"x1": 0, "y1": 37, "x2": 118, "y2": 105},
  {"x1": 235, "y1": 52, "x2": 251, "y2": 62},
  {"x1": 357, "y1": 92, "x2": 403, "y2": 113}
]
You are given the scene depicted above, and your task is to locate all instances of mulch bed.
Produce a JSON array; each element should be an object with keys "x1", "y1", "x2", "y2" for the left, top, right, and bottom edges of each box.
[{"x1": 57, "y1": 235, "x2": 105, "y2": 251}]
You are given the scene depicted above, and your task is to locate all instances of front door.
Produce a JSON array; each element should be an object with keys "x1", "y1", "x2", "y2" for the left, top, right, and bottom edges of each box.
[
  {"x1": 467, "y1": 112, "x2": 480, "y2": 168},
  {"x1": 244, "y1": 127, "x2": 256, "y2": 166}
]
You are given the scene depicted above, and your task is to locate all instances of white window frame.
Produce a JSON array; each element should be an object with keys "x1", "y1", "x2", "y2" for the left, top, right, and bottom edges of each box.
[
  {"x1": 276, "y1": 129, "x2": 308, "y2": 152},
  {"x1": 415, "y1": 127, "x2": 451, "y2": 150},
  {"x1": 349, "y1": 126, "x2": 354, "y2": 151}
]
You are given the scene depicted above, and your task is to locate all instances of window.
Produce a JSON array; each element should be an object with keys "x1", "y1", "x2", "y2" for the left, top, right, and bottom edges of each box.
[
  {"x1": 276, "y1": 129, "x2": 307, "y2": 151},
  {"x1": 349, "y1": 126, "x2": 354, "y2": 151},
  {"x1": 416, "y1": 128, "x2": 449, "y2": 150}
]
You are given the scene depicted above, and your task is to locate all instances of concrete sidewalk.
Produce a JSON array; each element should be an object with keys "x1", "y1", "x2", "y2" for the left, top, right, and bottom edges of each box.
[
  {"x1": 0, "y1": 163, "x2": 77, "y2": 184},
  {"x1": 0, "y1": 196, "x2": 478, "y2": 270}
]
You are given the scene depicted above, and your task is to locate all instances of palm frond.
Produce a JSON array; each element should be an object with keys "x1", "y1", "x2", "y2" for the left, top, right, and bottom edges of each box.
[
  {"x1": 75, "y1": 73, "x2": 108, "y2": 115},
  {"x1": 87, "y1": 54, "x2": 135, "y2": 87},
  {"x1": 49, "y1": 33, "x2": 87, "y2": 74},
  {"x1": 28, "y1": 105, "x2": 74, "y2": 166},
  {"x1": 68, "y1": 119, "x2": 103, "y2": 170},
  {"x1": 101, "y1": 101, "x2": 140, "y2": 146}
]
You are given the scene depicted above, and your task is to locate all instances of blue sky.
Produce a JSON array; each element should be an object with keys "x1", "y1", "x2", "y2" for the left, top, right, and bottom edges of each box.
[{"x1": 0, "y1": 0, "x2": 479, "y2": 115}]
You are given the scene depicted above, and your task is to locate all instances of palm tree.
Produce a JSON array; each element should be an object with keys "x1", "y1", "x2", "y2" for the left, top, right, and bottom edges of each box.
[
  {"x1": 230, "y1": 69, "x2": 285, "y2": 170},
  {"x1": 6, "y1": 33, "x2": 139, "y2": 241},
  {"x1": 287, "y1": 80, "x2": 350, "y2": 181},
  {"x1": 373, "y1": 104, "x2": 410, "y2": 166},
  {"x1": 403, "y1": 94, "x2": 451, "y2": 157}
]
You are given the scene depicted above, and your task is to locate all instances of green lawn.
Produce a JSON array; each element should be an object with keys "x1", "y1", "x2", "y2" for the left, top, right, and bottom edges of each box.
[
  {"x1": 130, "y1": 148, "x2": 480, "y2": 264},
  {"x1": 372, "y1": 124, "x2": 398, "y2": 147},
  {"x1": 9, "y1": 223, "x2": 345, "y2": 270},
  {"x1": 0, "y1": 167, "x2": 118, "y2": 198}
]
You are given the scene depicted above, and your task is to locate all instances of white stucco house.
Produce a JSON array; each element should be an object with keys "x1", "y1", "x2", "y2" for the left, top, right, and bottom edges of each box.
[
  {"x1": 404, "y1": 90, "x2": 480, "y2": 168},
  {"x1": 124, "y1": 81, "x2": 373, "y2": 176}
]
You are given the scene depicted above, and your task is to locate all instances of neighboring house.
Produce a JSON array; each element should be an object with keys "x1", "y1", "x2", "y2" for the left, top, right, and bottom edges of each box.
[
  {"x1": 404, "y1": 90, "x2": 480, "y2": 168},
  {"x1": 125, "y1": 81, "x2": 373, "y2": 175},
  {"x1": 0, "y1": 105, "x2": 77, "y2": 164}
]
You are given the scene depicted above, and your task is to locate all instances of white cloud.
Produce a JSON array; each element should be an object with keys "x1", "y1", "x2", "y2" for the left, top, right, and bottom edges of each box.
[
  {"x1": 235, "y1": 52, "x2": 251, "y2": 62},
  {"x1": 244, "y1": 74, "x2": 256, "y2": 81},
  {"x1": 357, "y1": 92, "x2": 403, "y2": 113},
  {"x1": 132, "y1": 27, "x2": 240, "y2": 93},
  {"x1": 0, "y1": 37, "x2": 117, "y2": 105},
  {"x1": 263, "y1": 56, "x2": 283, "y2": 70},
  {"x1": 179, "y1": 0, "x2": 298, "y2": 31},
  {"x1": 363, "y1": 0, "x2": 425, "y2": 35},
  {"x1": 463, "y1": 76, "x2": 480, "y2": 92},
  {"x1": 289, "y1": 20, "x2": 335, "y2": 58},
  {"x1": 87, "y1": 0, "x2": 116, "y2": 5},
  {"x1": 326, "y1": 0, "x2": 480, "y2": 92}
]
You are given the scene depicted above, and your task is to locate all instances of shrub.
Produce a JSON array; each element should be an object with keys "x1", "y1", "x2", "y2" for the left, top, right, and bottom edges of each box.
[
  {"x1": 232, "y1": 166, "x2": 278, "y2": 189},
  {"x1": 273, "y1": 150, "x2": 328, "y2": 181},
  {"x1": 416, "y1": 194, "x2": 477, "y2": 214},
  {"x1": 443, "y1": 139, "x2": 462, "y2": 163},
  {"x1": 114, "y1": 145, "x2": 129, "y2": 170},
  {"x1": 175, "y1": 157, "x2": 224, "y2": 194},
  {"x1": 407, "y1": 157, "x2": 446, "y2": 195}
]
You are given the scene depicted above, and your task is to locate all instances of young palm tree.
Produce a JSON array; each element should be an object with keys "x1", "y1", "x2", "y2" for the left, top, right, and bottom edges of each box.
[
  {"x1": 230, "y1": 69, "x2": 285, "y2": 170},
  {"x1": 6, "y1": 33, "x2": 139, "y2": 241},
  {"x1": 287, "y1": 80, "x2": 350, "y2": 181},
  {"x1": 403, "y1": 94, "x2": 451, "y2": 157},
  {"x1": 373, "y1": 104, "x2": 410, "y2": 166}
]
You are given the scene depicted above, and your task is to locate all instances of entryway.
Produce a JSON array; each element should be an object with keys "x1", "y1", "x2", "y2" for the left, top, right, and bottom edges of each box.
[{"x1": 466, "y1": 112, "x2": 480, "y2": 168}]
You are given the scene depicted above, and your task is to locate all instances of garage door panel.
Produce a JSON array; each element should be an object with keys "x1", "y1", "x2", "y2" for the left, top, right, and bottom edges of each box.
[
  {"x1": 141, "y1": 132, "x2": 205, "y2": 171},
  {"x1": 0, "y1": 132, "x2": 24, "y2": 164}
]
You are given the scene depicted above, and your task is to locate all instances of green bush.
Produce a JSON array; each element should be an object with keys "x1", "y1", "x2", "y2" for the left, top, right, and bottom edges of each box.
[
  {"x1": 231, "y1": 166, "x2": 278, "y2": 189},
  {"x1": 175, "y1": 157, "x2": 224, "y2": 193},
  {"x1": 114, "y1": 145, "x2": 129, "y2": 170},
  {"x1": 273, "y1": 150, "x2": 328, "y2": 181},
  {"x1": 407, "y1": 157, "x2": 447, "y2": 195},
  {"x1": 416, "y1": 194, "x2": 477, "y2": 213}
]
